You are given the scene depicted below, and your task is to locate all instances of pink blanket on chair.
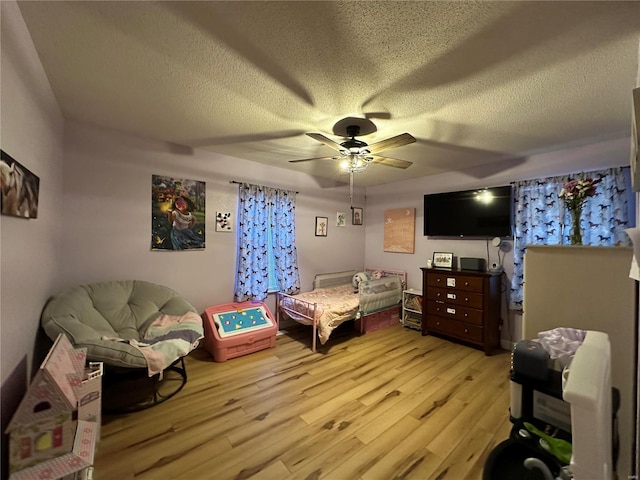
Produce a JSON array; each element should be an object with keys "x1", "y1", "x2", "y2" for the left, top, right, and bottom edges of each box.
[{"x1": 119, "y1": 312, "x2": 204, "y2": 377}]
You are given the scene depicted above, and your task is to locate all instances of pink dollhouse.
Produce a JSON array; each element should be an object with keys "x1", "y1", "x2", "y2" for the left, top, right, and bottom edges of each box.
[{"x1": 5, "y1": 334, "x2": 101, "y2": 480}]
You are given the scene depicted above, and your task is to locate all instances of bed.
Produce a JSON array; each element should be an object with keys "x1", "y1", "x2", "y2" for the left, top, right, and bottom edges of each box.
[{"x1": 276, "y1": 267, "x2": 406, "y2": 352}]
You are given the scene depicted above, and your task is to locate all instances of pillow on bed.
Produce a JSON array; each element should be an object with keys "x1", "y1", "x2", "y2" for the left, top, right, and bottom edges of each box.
[{"x1": 352, "y1": 271, "x2": 371, "y2": 292}]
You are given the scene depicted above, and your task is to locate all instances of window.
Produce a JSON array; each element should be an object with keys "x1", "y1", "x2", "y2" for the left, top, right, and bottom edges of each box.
[
  {"x1": 234, "y1": 183, "x2": 300, "y2": 302},
  {"x1": 510, "y1": 167, "x2": 633, "y2": 309}
]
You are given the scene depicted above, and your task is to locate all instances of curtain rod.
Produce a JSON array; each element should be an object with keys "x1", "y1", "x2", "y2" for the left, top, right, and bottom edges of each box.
[{"x1": 229, "y1": 180, "x2": 299, "y2": 194}]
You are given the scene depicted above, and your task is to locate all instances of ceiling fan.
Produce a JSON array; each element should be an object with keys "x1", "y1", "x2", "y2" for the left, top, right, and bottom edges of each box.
[{"x1": 290, "y1": 117, "x2": 416, "y2": 173}]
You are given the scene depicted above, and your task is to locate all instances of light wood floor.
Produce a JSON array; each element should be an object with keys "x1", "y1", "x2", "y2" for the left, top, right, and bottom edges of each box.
[{"x1": 93, "y1": 323, "x2": 513, "y2": 480}]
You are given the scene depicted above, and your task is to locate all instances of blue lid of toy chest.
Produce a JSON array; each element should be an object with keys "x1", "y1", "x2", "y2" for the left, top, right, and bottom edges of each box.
[{"x1": 210, "y1": 303, "x2": 274, "y2": 338}]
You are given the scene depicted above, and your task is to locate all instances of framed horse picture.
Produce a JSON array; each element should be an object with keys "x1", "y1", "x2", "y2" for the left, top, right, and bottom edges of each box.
[{"x1": 0, "y1": 150, "x2": 39, "y2": 219}]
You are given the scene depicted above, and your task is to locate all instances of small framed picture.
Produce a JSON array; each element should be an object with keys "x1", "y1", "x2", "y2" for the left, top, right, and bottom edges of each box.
[
  {"x1": 216, "y1": 211, "x2": 233, "y2": 232},
  {"x1": 315, "y1": 216, "x2": 328, "y2": 236},
  {"x1": 433, "y1": 252, "x2": 453, "y2": 268},
  {"x1": 352, "y1": 207, "x2": 363, "y2": 225},
  {"x1": 336, "y1": 212, "x2": 346, "y2": 227}
]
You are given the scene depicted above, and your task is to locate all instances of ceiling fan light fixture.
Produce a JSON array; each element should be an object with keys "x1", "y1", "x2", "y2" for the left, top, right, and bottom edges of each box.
[
  {"x1": 295, "y1": 119, "x2": 415, "y2": 172},
  {"x1": 339, "y1": 154, "x2": 370, "y2": 173}
]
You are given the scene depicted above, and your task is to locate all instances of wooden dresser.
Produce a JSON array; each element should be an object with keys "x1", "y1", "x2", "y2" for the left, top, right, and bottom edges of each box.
[{"x1": 421, "y1": 267, "x2": 501, "y2": 355}]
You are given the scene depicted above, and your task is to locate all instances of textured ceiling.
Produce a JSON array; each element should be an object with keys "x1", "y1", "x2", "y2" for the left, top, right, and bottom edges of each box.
[{"x1": 16, "y1": 1, "x2": 640, "y2": 187}]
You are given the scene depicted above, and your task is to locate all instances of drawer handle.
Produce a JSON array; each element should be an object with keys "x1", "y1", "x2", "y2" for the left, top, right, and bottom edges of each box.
[
  {"x1": 464, "y1": 313, "x2": 468, "y2": 317},
  {"x1": 446, "y1": 307, "x2": 456, "y2": 315},
  {"x1": 436, "y1": 278, "x2": 441, "y2": 282},
  {"x1": 436, "y1": 292, "x2": 441, "y2": 297},
  {"x1": 464, "y1": 328, "x2": 469, "y2": 333},
  {"x1": 464, "y1": 281, "x2": 470, "y2": 286},
  {"x1": 447, "y1": 293, "x2": 456, "y2": 300},
  {"x1": 464, "y1": 297, "x2": 470, "y2": 302},
  {"x1": 436, "y1": 321, "x2": 441, "y2": 326}
]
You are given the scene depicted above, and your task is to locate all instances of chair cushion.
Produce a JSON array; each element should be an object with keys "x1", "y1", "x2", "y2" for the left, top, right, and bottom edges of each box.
[{"x1": 41, "y1": 280, "x2": 197, "y2": 368}]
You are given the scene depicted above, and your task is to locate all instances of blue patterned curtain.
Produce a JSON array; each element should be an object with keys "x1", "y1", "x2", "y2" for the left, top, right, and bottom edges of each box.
[
  {"x1": 510, "y1": 167, "x2": 632, "y2": 309},
  {"x1": 234, "y1": 183, "x2": 300, "y2": 302},
  {"x1": 271, "y1": 188, "x2": 300, "y2": 295}
]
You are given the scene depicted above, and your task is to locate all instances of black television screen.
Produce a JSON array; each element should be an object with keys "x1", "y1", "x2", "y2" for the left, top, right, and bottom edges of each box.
[{"x1": 424, "y1": 186, "x2": 513, "y2": 237}]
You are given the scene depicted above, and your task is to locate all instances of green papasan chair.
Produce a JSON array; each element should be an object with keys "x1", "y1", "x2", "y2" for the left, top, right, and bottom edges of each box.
[{"x1": 40, "y1": 280, "x2": 204, "y2": 413}]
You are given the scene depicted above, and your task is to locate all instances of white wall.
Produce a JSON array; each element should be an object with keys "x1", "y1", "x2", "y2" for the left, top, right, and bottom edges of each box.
[
  {"x1": 0, "y1": 0, "x2": 65, "y2": 466},
  {"x1": 0, "y1": 0, "x2": 65, "y2": 388},
  {"x1": 61, "y1": 121, "x2": 366, "y2": 315},
  {"x1": 364, "y1": 136, "x2": 633, "y2": 344}
]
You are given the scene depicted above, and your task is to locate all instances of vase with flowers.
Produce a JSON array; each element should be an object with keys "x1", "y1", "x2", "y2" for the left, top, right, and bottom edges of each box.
[{"x1": 559, "y1": 174, "x2": 602, "y2": 245}]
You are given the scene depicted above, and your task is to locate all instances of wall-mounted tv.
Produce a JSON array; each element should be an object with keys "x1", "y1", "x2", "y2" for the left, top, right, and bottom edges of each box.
[{"x1": 424, "y1": 185, "x2": 513, "y2": 238}]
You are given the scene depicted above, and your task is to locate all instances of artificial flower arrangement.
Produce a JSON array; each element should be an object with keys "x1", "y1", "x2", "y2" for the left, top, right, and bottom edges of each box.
[
  {"x1": 559, "y1": 175, "x2": 601, "y2": 209},
  {"x1": 559, "y1": 174, "x2": 602, "y2": 244}
]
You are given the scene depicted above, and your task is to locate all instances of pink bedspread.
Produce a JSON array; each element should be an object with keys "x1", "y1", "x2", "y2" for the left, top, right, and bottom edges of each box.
[{"x1": 282, "y1": 284, "x2": 359, "y2": 345}]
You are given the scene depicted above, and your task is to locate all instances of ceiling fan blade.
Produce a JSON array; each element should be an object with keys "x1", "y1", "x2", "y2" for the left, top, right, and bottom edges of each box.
[
  {"x1": 370, "y1": 155, "x2": 413, "y2": 169},
  {"x1": 289, "y1": 156, "x2": 336, "y2": 164},
  {"x1": 306, "y1": 133, "x2": 343, "y2": 152},
  {"x1": 367, "y1": 133, "x2": 416, "y2": 154}
]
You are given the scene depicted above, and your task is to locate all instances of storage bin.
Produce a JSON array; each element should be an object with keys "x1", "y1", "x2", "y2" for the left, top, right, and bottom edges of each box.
[{"x1": 355, "y1": 305, "x2": 400, "y2": 334}]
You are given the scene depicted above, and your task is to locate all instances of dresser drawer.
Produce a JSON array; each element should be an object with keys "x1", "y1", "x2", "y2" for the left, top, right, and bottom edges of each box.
[
  {"x1": 426, "y1": 316, "x2": 483, "y2": 343},
  {"x1": 427, "y1": 287, "x2": 484, "y2": 309},
  {"x1": 426, "y1": 273, "x2": 484, "y2": 293},
  {"x1": 427, "y1": 301, "x2": 483, "y2": 325}
]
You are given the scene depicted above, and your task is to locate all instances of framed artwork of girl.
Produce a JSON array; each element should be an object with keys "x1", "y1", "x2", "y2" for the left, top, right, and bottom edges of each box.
[{"x1": 151, "y1": 176, "x2": 205, "y2": 250}]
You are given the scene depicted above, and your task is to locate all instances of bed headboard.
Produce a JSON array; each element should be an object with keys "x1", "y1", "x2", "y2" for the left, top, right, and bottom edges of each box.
[
  {"x1": 364, "y1": 267, "x2": 407, "y2": 289},
  {"x1": 313, "y1": 270, "x2": 358, "y2": 289}
]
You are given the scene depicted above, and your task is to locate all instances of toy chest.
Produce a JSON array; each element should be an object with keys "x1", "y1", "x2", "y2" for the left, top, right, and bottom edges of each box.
[
  {"x1": 202, "y1": 301, "x2": 277, "y2": 362},
  {"x1": 356, "y1": 305, "x2": 401, "y2": 334}
]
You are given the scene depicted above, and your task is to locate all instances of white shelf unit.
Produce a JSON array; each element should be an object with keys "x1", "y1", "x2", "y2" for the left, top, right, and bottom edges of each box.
[{"x1": 402, "y1": 289, "x2": 422, "y2": 331}]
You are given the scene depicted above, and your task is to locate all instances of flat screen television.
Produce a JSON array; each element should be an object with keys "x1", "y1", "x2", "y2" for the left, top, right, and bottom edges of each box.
[{"x1": 424, "y1": 185, "x2": 513, "y2": 238}]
